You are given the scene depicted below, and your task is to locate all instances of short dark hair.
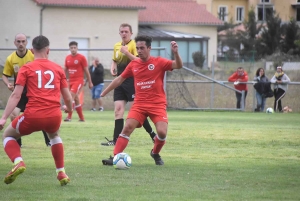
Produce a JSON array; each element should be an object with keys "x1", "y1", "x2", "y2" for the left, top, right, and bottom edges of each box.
[
  {"x1": 32, "y1": 35, "x2": 49, "y2": 50},
  {"x1": 120, "y1": 23, "x2": 132, "y2": 33},
  {"x1": 134, "y1": 35, "x2": 152, "y2": 47},
  {"x1": 69, "y1": 41, "x2": 78, "y2": 47}
]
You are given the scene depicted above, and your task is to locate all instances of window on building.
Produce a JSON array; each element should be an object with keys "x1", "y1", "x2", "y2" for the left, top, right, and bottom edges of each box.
[
  {"x1": 236, "y1": 7, "x2": 244, "y2": 22},
  {"x1": 218, "y1": 6, "x2": 227, "y2": 21},
  {"x1": 257, "y1": 7, "x2": 273, "y2": 21},
  {"x1": 261, "y1": 0, "x2": 270, "y2": 3},
  {"x1": 298, "y1": 0, "x2": 300, "y2": 3},
  {"x1": 297, "y1": 8, "x2": 300, "y2": 21},
  {"x1": 153, "y1": 40, "x2": 208, "y2": 68}
]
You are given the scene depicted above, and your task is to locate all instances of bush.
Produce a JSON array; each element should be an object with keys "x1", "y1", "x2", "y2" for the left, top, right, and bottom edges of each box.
[{"x1": 192, "y1": 51, "x2": 205, "y2": 68}]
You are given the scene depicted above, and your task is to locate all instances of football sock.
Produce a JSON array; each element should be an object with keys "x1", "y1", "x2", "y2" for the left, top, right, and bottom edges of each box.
[
  {"x1": 42, "y1": 130, "x2": 50, "y2": 144},
  {"x1": 75, "y1": 104, "x2": 84, "y2": 120},
  {"x1": 152, "y1": 135, "x2": 166, "y2": 154},
  {"x1": 56, "y1": 168, "x2": 65, "y2": 174},
  {"x1": 3, "y1": 137, "x2": 21, "y2": 163},
  {"x1": 50, "y1": 137, "x2": 64, "y2": 169},
  {"x1": 113, "y1": 134, "x2": 129, "y2": 155},
  {"x1": 113, "y1": 119, "x2": 124, "y2": 142},
  {"x1": 14, "y1": 157, "x2": 23, "y2": 165},
  {"x1": 67, "y1": 111, "x2": 73, "y2": 119}
]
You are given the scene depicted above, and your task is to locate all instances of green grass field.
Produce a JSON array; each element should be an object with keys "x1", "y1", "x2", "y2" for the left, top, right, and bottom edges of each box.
[{"x1": 0, "y1": 111, "x2": 299, "y2": 201}]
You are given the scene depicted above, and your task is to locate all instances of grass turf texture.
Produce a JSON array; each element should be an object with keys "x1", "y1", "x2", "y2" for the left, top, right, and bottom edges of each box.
[{"x1": 0, "y1": 111, "x2": 299, "y2": 201}]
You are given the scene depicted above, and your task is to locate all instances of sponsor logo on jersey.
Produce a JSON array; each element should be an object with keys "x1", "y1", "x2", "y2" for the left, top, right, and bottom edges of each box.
[
  {"x1": 74, "y1": 60, "x2": 78, "y2": 64},
  {"x1": 148, "y1": 64, "x2": 155, "y2": 70}
]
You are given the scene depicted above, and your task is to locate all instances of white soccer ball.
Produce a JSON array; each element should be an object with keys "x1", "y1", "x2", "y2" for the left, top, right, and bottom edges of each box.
[
  {"x1": 266, "y1": 107, "x2": 274, "y2": 113},
  {"x1": 113, "y1": 153, "x2": 132, "y2": 170}
]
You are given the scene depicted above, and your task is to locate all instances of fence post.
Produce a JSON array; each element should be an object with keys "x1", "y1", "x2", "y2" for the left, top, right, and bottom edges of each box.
[
  {"x1": 241, "y1": 90, "x2": 245, "y2": 111},
  {"x1": 210, "y1": 55, "x2": 215, "y2": 109}
]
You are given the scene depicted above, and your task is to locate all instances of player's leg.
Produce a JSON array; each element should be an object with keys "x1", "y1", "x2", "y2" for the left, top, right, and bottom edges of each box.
[
  {"x1": 74, "y1": 84, "x2": 85, "y2": 121},
  {"x1": 46, "y1": 116, "x2": 70, "y2": 186},
  {"x1": 2, "y1": 115, "x2": 26, "y2": 184},
  {"x1": 64, "y1": 89, "x2": 76, "y2": 121},
  {"x1": 149, "y1": 109, "x2": 169, "y2": 165},
  {"x1": 9, "y1": 107, "x2": 22, "y2": 147},
  {"x1": 101, "y1": 85, "x2": 127, "y2": 146},
  {"x1": 102, "y1": 108, "x2": 143, "y2": 166}
]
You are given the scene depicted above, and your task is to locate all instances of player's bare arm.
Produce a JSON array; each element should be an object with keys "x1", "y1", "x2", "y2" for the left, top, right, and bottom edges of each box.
[
  {"x1": 170, "y1": 41, "x2": 183, "y2": 69},
  {"x1": 101, "y1": 76, "x2": 126, "y2": 97},
  {"x1": 110, "y1": 61, "x2": 117, "y2": 76},
  {"x1": 2, "y1": 75, "x2": 14, "y2": 91},
  {"x1": 120, "y1": 46, "x2": 138, "y2": 61},
  {"x1": 61, "y1": 87, "x2": 73, "y2": 113},
  {"x1": 83, "y1": 67, "x2": 93, "y2": 89},
  {"x1": 0, "y1": 85, "x2": 23, "y2": 130}
]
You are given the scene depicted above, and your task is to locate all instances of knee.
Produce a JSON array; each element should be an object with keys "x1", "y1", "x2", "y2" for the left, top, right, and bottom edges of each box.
[
  {"x1": 122, "y1": 124, "x2": 135, "y2": 135},
  {"x1": 114, "y1": 106, "x2": 124, "y2": 118},
  {"x1": 156, "y1": 129, "x2": 167, "y2": 139}
]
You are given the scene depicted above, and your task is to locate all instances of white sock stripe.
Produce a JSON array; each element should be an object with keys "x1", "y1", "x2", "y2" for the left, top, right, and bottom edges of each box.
[
  {"x1": 156, "y1": 135, "x2": 166, "y2": 141},
  {"x1": 16, "y1": 116, "x2": 25, "y2": 134},
  {"x1": 74, "y1": 104, "x2": 81, "y2": 109},
  {"x1": 119, "y1": 134, "x2": 130, "y2": 140},
  {"x1": 50, "y1": 137, "x2": 63, "y2": 145},
  {"x1": 3, "y1": 137, "x2": 16, "y2": 147}
]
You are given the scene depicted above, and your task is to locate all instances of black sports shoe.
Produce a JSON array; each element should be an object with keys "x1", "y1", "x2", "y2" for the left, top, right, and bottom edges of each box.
[
  {"x1": 102, "y1": 156, "x2": 113, "y2": 166},
  {"x1": 101, "y1": 137, "x2": 116, "y2": 146},
  {"x1": 150, "y1": 149, "x2": 164, "y2": 165}
]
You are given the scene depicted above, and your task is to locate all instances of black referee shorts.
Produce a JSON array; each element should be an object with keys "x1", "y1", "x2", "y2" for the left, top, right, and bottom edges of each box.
[
  {"x1": 16, "y1": 93, "x2": 28, "y2": 112},
  {"x1": 113, "y1": 77, "x2": 135, "y2": 102}
]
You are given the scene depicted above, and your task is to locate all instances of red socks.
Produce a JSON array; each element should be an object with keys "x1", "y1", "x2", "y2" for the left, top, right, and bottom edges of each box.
[
  {"x1": 4, "y1": 139, "x2": 21, "y2": 163},
  {"x1": 152, "y1": 136, "x2": 166, "y2": 154},
  {"x1": 113, "y1": 135, "x2": 129, "y2": 155},
  {"x1": 51, "y1": 143, "x2": 64, "y2": 169}
]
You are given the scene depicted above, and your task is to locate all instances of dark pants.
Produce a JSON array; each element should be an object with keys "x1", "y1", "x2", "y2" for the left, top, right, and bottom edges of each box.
[
  {"x1": 235, "y1": 90, "x2": 247, "y2": 109},
  {"x1": 274, "y1": 88, "x2": 286, "y2": 112}
]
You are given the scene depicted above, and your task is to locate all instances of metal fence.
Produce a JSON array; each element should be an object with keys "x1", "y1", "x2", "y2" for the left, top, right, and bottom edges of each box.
[{"x1": 1, "y1": 48, "x2": 299, "y2": 112}]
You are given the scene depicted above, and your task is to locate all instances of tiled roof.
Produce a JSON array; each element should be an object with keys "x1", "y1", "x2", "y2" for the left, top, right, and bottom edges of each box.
[
  {"x1": 139, "y1": 26, "x2": 209, "y2": 40},
  {"x1": 138, "y1": 0, "x2": 223, "y2": 25},
  {"x1": 34, "y1": 0, "x2": 222, "y2": 26},
  {"x1": 34, "y1": 0, "x2": 146, "y2": 9}
]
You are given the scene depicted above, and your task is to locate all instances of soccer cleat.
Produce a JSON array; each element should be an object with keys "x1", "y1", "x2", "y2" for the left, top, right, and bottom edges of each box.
[
  {"x1": 150, "y1": 149, "x2": 164, "y2": 165},
  {"x1": 90, "y1": 108, "x2": 96, "y2": 111},
  {"x1": 57, "y1": 171, "x2": 70, "y2": 186},
  {"x1": 102, "y1": 156, "x2": 113, "y2": 166},
  {"x1": 64, "y1": 118, "x2": 71, "y2": 122},
  {"x1": 99, "y1": 107, "x2": 104, "y2": 112},
  {"x1": 78, "y1": 119, "x2": 85, "y2": 122},
  {"x1": 101, "y1": 137, "x2": 116, "y2": 146},
  {"x1": 4, "y1": 161, "x2": 26, "y2": 184}
]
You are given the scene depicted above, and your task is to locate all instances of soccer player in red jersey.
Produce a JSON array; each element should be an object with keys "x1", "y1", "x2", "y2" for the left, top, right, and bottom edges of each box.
[
  {"x1": 101, "y1": 35, "x2": 183, "y2": 165},
  {"x1": 2, "y1": 33, "x2": 51, "y2": 147},
  {"x1": 64, "y1": 41, "x2": 93, "y2": 122},
  {"x1": 0, "y1": 35, "x2": 73, "y2": 186}
]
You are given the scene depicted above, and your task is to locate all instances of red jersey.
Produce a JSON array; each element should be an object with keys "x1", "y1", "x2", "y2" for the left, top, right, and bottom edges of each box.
[
  {"x1": 121, "y1": 57, "x2": 173, "y2": 105},
  {"x1": 16, "y1": 59, "x2": 68, "y2": 117},
  {"x1": 65, "y1": 53, "x2": 87, "y2": 82},
  {"x1": 228, "y1": 71, "x2": 248, "y2": 91}
]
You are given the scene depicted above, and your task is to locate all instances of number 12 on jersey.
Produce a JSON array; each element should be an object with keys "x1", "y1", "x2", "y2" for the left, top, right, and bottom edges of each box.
[{"x1": 35, "y1": 70, "x2": 55, "y2": 89}]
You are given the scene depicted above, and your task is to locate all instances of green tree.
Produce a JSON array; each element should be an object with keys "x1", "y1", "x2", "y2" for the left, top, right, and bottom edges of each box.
[
  {"x1": 192, "y1": 51, "x2": 205, "y2": 68},
  {"x1": 257, "y1": 11, "x2": 282, "y2": 56},
  {"x1": 281, "y1": 18, "x2": 300, "y2": 54}
]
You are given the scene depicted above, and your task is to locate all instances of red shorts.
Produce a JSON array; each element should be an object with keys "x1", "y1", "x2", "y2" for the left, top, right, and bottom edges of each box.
[
  {"x1": 69, "y1": 81, "x2": 83, "y2": 94},
  {"x1": 127, "y1": 104, "x2": 168, "y2": 127},
  {"x1": 12, "y1": 114, "x2": 62, "y2": 135}
]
